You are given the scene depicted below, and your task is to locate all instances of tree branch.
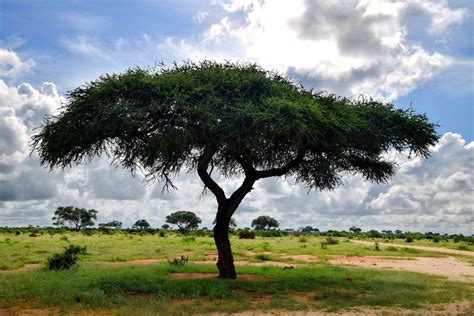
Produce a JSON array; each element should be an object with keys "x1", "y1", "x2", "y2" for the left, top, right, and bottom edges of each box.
[
  {"x1": 197, "y1": 144, "x2": 227, "y2": 205},
  {"x1": 226, "y1": 176, "x2": 256, "y2": 218},
  {"x1": 255, "y1": 151, "x2": 305, "y2": 179}
]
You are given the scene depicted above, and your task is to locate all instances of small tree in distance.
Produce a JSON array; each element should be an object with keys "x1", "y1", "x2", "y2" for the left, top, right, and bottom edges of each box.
[
  {"x1": 166, "y1": 211, "x2": 201, "y2": 231},
  {"x1": 52, "y1": 206, "x2": 97, "y2": 231},
  {"x1": 98, "y1": 220, "x2": 122, "y2": 229},
  {"x1": 133, "y1": 219, "x2": 150, "y2": 230},
  {"x1": 251, "y1": 216, "x2": 279, "y2": 230},
  {"x1": 33, "y1": 61, "x2": 438, "y2": 278},
  {"x1": 349, "y1": 226, "x2": 362, "y2": 234}
]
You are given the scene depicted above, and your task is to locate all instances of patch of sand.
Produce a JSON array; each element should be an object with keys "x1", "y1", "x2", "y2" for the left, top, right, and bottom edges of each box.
[
  {"x1": 280, "y1": 254, "x2": 318, "y2": 261},
  {"x1": 168, "y1": 272, "x2": 267, "y2": 281},
  {"x1": 329, "y1": 256, "x2": 474, "y2": 282},
  {"x1": 0, "y1": 264, "x2": 40, "y2": 274},
  {"x1": 351, "y1": 240, "x2": 474, "y2": 256}
]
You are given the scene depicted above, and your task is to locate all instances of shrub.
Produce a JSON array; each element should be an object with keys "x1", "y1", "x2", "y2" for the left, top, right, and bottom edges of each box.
[
  {"x1": 386, "y1": 246, "x2": 398, "y2": 251},
  {"x1": 59, "y1": 235, "x2": 68, "y2": 242},
  {"x1": 182, "y1": 236, "x2": 196, "y2": 243},
  {"x1": 239, "y1": 229, "x2": 256, "y2": 239},
  {"x1": 375, "y1": 242, "x2": 380, "y2": 251},
  {"x1": 326, "y1": 237, "x2": 339, "y2": 245},
  {"x1": 255, "y1": 254, "x2": 271, "y2": 261},
  {"x1": 168, "y1": 255, "x2": 188, "y2": 266},
  {"x1": 320, "y1": 242, "x2": 327, "y2": 249},
  {"x1": 47, "y1": 244, "x2": 87, "y2": 271},
  {"x1": 457, "y1": 245, "x2": 468, "y2": 250},
  {"x1": 159, "y1": 230, "x2": 166, "y2": 237},
  {"x1": 403, "y1": 247, "x2": 418, "y2": 254},
  {"x1": 405, "y1": 236, "x2": 414, "y2": 243},
  {"x1": 298, "y1": 237, "x2": 308, "y2": 243}
]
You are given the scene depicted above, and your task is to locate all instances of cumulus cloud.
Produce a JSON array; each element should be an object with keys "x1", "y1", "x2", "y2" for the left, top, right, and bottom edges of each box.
[
  {"x1": 160, "y1": 0, "x2": 465, "y2": 100},
  {"x1": 0, "y1": 46, "x2": 471, "y2": 234},
  {"x1": 0, "y1": 49, "x2": 35, "y2": 78}
]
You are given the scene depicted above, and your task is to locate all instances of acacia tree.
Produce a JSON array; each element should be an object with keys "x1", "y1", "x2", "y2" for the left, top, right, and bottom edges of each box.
[
  {"x1": 251, "y1": 216, "x2": 279, "y2": 230},
  {"x1": 133, "y1": 219, "x2": 150, "y2": 230},
  {"x1": 32, "y1": 61, "x2": 438, "y2": 279},
  {"x1": 166, "y1": 211, "x2": 201, "y2": 231},
  {"x1": 52, "y1": 206, "x2": 97, "y2": 231}
]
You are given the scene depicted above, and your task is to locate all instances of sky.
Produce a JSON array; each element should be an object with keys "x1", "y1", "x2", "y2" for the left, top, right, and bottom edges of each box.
[{"x1": 0, "y1": 0, "x2": 472, "y2": 233}]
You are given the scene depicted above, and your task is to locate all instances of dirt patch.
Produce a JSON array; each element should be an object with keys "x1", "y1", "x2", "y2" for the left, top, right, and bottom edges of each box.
[
  {"x1": 168, "y1": 272, "x2": 267, "y2": 281},
  {"x1": 280, "y1": 254, "x2": 318, "y2": 261},
  {"x1": 0, "y1": 264, "x2": 40, "y2": 274},
  {"x1": 192, "y1": 260, "x2": 293, "y2": 267},
  {"x1": 330, "y1": 256, "x2": 474, "y2": 282},
  {"x1": 351, "y1": 240, "x2": 474, "y2": 256},
  {"x1": 126, "y1": 258, "x2": 164, "y2": 265}
]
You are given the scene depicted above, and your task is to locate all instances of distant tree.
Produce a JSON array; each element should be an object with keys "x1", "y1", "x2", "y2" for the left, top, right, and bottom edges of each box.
[
  {"x1": 166, "y1": 211, "x2": 201, "y2": 230},
  {"x1": 301, "y1": 226, "x2": 314, "y2": 232},
  {"x1": 251, "y1": 216, "x2": 279, "y2": 230},
  {"x1": 161, "y1": 224, "x2": 170, "y2": 230},
  {"x1": 98, "y1": 220, "x2": 122, "y2": 229},
  {"x1": 133, "y1": 219, "x2": 150, "y2": 230},
  {"x1": 349, "y1": 226, "x2": 362, "y2": 234},
  {"x1": 382, "y1": 230, "x2": 393, "y2": 234},
  {"x1": 32, "y1": 61, "x2": 438, "y2": 279},
  {"x1": 367, "y1": 229, "x2": 382, "y2": 238},
  {"x1": 52, "y1": 206, "x2": 97, "y2": 231}
]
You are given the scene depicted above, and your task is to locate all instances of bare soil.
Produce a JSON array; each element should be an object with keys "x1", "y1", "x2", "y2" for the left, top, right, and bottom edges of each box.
[
  {"x1": 329, "y1": 255, "x2": 474, "y2": 282},
  {"x1": 351, "y1": 240, "x2": 474, "y2": 256}
]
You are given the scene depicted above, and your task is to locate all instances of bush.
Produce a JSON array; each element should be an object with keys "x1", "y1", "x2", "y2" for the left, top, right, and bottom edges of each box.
[
  {"x1": 182, "y1": 236, "x2": 196, "y2": 243},
  {"x1": 298, "y1": 237, "x2": 308, "y2": 243},
  {"x1": 159, "y1": 230, "x2": 166, "y2": 237},
  {"x1": 386, "y1": 246, "x2": 398, "y2": 251},
  {"x1": 47, "y1": 244, "x2": 87, "y2": 271},
  {"x1": 325, "y1": 237, "x2": 339, "y2": 245},
  {"x1": 405, "y1": 236, "x2": 414, "y2": 243},
  {"x1": 168, "y1": 255, "x2": 188, "y2": 266},
  {"x1": 255, "y1": 254, "x2": 271, "y2": 261},
  {"x1": 239, "y1": 229, "x2": 256, "y2": 239}
]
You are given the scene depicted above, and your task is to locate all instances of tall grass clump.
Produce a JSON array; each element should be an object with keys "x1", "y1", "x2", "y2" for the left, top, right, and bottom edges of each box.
[{"x1": 47, "y1": 244, "x2": 87, "y2": 271}]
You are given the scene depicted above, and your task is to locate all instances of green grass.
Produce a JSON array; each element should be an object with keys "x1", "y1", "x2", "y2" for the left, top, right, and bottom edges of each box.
[
  {"x1": 0, "y1": 263, "x2": 471, "y2": 314},
  {"x1": 0, "y1": 233, "x2": 450, "y2": 270}
]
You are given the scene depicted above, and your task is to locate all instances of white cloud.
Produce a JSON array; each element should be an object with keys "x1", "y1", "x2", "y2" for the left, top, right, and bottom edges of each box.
[
  {"x1": 0, "y1": 48, "x2": 471, "y2": 234},
  {"x1": 160, "y1": 0, "x2": 465, "y2": 100},
  {"x1": 62, "y1": 36, "x2": 114, "y2": 63},
  {"x1": 0, "y1": 49, "x2": 35, "y2": 78}
]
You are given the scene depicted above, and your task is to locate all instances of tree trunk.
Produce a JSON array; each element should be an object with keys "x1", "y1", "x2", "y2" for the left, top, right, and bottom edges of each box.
[{"x1": 213, "y1": 212, "x2": 237, "y2": 279}]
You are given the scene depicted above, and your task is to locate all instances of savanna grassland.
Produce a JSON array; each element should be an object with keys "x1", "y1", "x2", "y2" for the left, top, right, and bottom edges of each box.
[{"x1": 0, "y1": 230, "x2": 473, "y2": 315}]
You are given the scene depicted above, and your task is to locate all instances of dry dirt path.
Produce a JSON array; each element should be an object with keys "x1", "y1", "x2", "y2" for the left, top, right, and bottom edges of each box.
[
  {"x1": 329, "y1": 256, "x2": 474, "y2": 282},
  {"x1": 351, "y1": 240, "x2": 474, "y2": 256}
]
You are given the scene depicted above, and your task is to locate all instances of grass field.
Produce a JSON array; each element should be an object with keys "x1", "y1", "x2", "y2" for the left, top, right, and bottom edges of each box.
[{"x1": 0, "y1": 231, "x2": 473, "y2": 315}]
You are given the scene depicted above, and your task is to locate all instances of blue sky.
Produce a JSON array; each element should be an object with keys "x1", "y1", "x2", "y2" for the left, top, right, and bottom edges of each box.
[{"x1": 0, "y1": 0, "x2": 472, "y2": 232}]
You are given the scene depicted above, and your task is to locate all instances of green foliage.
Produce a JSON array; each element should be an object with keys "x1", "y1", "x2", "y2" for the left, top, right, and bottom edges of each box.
[
  {"x1": 251, "y1": 216, "x2": 279, "y2": 230},
  {"x1": 132, "y1": 219, "x2": 150, "y2": 230},
  {"x1": 405, "y1": 236, "x2": 414, "y2": 243},
  {"x1": 33, "y1": 61, "x2": 438, "y2": 193},
  {"x1": 46, "y1": 244, "x2": 87, "y2": 271},
  {"x1": 386, "y1": 246, "x2": 398, "y2": 252},
  {"x1": 239, "y1": 229, "x2": 256, "y2": 239},
  {"x1": 325, "y1": 237, "x2": 339, "y2": 245},
  {"x1": 52, "y1": 206, "x2": 97, "y2": 231},
  {"x1": 98, "y1": 220, "x2": 122, "y2": 230},
  {"x1": 166, "y1": 211, "x2": 201, "y2": 231}
]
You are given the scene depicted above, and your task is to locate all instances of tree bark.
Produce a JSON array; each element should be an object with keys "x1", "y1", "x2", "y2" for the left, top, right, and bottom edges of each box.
[{"x1": 213, "y1": 211, "x2": 236, "y2": 279}]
